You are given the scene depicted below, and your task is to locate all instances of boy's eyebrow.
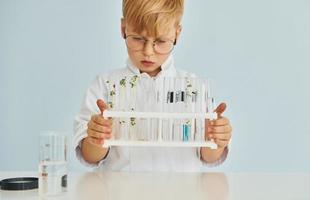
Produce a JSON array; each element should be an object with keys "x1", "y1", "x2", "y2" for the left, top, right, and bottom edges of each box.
[
  {"x1": 157, "y1": 35, "x2": 175, "y2": 39},
  {"x1": 126, "y1": 32, "x2": 141, "y2": 36},
  {"x1": 126, "y1": 31, "x2": 175, "y2": 40}
]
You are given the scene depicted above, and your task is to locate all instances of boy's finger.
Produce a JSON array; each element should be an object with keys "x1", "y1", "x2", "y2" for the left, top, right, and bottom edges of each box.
[
  {"x1": 209, "y1": 117, "x2": 230, "y2": 126},
  {"x1": 214, "y1": 139, "x2": 228, "y2": 148},
  {"x1": 92, "y1": 115, "x2": 112, "y2": 126},
  {"x1": 90, "y1": 125, "x2": 111, "y2": 134},
  {"x1": 87, "y1": 129, "x2": 112, "y2": 139},
  {"x1": 87, "y1": 129, "x2": 103, "y2": 139},
  {"x1": 208, "y1": 125, "x2": 232, "y2": 133},
  {"x1": 97, "y1": 99, "x2": 107, "y2": 114},
  {"x1": 214, "y1": 102, "x2": 227, "y2": 118},
  {"x1": 88, "y1": 121, "x2": 111, "y2": 133},
  {"x1": 209, "y1": 133, "x2": 231, "y2": 140}
]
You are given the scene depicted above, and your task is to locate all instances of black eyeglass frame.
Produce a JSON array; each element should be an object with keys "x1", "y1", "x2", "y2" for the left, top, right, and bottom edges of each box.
[{"x1": 123, "y1": 33, "x2": 177, "y2": 55}]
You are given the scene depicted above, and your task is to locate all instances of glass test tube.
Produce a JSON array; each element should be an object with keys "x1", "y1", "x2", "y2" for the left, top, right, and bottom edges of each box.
[
  {"x1": 141, "y1": 77, "x2": 153, "y2": 141},
  {"x1": 156, "y1": 77, "x2": 164, "y2": 141},
  {"x1": 162, "y1": 77, "x2": 170, "y2": 141},
  {"x1": 174, "y1": 77, "x2": 180, "y2": 141},
  {"x1": 118, "y1": 76, "x2": 127, "y2": 140},
  {"x1": 206, "y1": 79, "x2": 215, "y2": 142},
  {"x1": 135, "y1": 77, "x2": 143, "y2": 140},
  {"x1": 182, "y1": 77, "x2": 193, "y2": 141}
]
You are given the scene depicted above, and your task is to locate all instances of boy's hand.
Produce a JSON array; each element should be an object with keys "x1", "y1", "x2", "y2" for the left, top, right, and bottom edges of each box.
[
  {"x1": 206, "y1": 103, "x2": 232, "y2": 148},
  {"x1": 86, "y1": 99, "x2": 112, "y2": 145}
]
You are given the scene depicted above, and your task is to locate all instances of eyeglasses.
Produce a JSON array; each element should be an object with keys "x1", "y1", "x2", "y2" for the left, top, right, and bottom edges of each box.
[{"x1": 124, "y1": 33, "x2": 177, "y2": 55}]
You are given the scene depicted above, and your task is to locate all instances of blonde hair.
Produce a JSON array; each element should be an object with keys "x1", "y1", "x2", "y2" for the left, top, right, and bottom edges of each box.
[{"x1": 122, "y1": 0, "x2": 184, "y2": 37}]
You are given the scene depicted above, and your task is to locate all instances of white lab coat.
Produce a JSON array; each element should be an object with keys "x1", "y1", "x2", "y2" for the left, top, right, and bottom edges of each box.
[{"x1": 73, "y1": 56, "x2": 228, "y2": 172}]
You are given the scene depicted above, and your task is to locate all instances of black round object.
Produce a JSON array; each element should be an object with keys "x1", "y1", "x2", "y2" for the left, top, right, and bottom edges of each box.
[{"x1": 0, "y1": 177, "x2": 38, "y2": 190}]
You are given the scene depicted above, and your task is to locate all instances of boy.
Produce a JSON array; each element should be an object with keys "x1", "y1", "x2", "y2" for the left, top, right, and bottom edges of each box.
[{"x1": 74, "y1": 0, "x2": 232, "y2": 171}]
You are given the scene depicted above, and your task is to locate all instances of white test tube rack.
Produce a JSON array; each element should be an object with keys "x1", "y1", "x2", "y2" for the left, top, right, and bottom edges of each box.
[{"x1": 102, "y1": 110, "x2": 218, "y2": 149}]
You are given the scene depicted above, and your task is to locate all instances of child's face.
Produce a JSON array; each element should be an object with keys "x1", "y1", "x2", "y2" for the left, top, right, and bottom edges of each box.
[{"x1": 122, "y1": 23, "x2": 181, "y2": 77}]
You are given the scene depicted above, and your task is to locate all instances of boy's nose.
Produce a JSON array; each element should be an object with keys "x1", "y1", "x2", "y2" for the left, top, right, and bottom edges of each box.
[{"x1": 142, "y1": 41, "x2": 155, "y2": 56}]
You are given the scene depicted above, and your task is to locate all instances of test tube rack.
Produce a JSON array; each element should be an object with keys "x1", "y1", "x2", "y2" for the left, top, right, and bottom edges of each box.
[
  {"x1": 103, "y1": 110, "x2": 218, "y2": 149},
  {"x1": 101, "y1": 75, "x2": 218, "y2": 149}
]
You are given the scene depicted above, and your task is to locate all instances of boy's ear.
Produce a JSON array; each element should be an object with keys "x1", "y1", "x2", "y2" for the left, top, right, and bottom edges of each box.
[
  {"x1": 121, "y1": 18, "x2": 126, "y2": 38},
  {"x1": 176, "y1": 25, "x2": 182, "y2": 40}
]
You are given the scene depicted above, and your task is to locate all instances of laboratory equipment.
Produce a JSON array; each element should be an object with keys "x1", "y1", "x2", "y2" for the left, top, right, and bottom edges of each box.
[
  {"x1": 103, "y1": 75, "x2": 217, "y2": 149},
  {"x1": 39, "y1": 131, "x2": 67, "y2": 196}
]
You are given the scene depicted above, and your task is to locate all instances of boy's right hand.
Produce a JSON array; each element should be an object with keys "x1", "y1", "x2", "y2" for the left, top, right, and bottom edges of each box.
[{"x1": 86, "y1": 99, "x2": 112, "y2": 145}]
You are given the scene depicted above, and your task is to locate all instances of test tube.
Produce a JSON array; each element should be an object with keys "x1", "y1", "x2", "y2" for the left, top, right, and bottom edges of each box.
[
  {"x1": 196, "y1": 79, "x2": 207, "y2": 142},
  {"x1": 169, "y1": 78, "x2": 174, "y2": 141},
  {"x1": 135, "y1": 78, "x2": 143, "y2": 140},
  {"x1": 127, "y1": 75, "x2": 137, "y2": 140},
  {"x1": 145, "y1": 77, "x2": 152, "y2": 141},
  {"x1": 162, "y1": 77, "x2": 171, "y2": 141},
  {"x1": 171, "y1": 78, "x2": 179, "y2": 141},
  {"x1": 118, "y1": 76, "x2": 127, "y2": 140},
  {"x1": 205, "y1": 79, "x2": 216, "y2": 142},
  {"x1": 206, "y1": 79, "x2": 215, "y2": 113},
  {"x1": 106, "y1": 78, "x2": 116, "y2": 140},
  {"x1": 182, "y1": 77, "x2": 192, "y2": 141},
  {"x1": 154, "y1": 80, "x2": 163, "y2": 141},
  {"x1": 192, "y1": 78, "x2": 200, "y2": 141}
]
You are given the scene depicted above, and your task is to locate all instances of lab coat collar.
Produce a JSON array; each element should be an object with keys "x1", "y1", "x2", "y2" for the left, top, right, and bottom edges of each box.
[{"x1": 126, "y1": 55, "x2": 176, "y2": 78}]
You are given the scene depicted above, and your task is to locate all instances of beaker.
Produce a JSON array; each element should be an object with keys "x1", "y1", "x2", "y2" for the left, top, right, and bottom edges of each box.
[{"x1": 38, "y1": 131, "x2": 67, "y2": 196}]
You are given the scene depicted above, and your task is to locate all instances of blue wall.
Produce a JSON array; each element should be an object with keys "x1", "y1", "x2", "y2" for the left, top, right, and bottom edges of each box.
[{"x1": 1, "y1": 0, "x2": 309, "y2": 172}]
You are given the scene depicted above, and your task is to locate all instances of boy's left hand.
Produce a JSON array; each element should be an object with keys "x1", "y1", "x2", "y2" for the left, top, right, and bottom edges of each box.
[{"x1": 206, "y1": 103, "x2": 232, "y2": 148}]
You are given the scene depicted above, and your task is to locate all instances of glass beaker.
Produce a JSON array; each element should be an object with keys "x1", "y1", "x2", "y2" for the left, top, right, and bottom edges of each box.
[{"x1": 39, "y1": 131, "x2": 67, "y2": 196}]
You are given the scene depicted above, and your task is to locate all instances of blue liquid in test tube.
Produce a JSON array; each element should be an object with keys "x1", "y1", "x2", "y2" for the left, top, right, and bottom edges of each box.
[{"x1": 182, "y1": 124, "x2": 190, "y2": 141}]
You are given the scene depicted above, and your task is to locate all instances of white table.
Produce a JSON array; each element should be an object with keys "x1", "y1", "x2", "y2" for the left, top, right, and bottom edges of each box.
[{"x1": 1, "y1": 171, "x2": 310, "y2": 200}]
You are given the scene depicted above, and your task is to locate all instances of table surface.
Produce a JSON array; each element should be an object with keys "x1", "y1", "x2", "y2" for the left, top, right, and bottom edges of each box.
[{"x1": 1, "y1": 171, "x2": 310, "y2": 200}]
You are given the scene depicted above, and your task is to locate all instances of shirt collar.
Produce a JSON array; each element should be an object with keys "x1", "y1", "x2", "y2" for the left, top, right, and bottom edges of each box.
[{"x1": 126, "y1": 55, "x2": 176, "y2": 78}]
